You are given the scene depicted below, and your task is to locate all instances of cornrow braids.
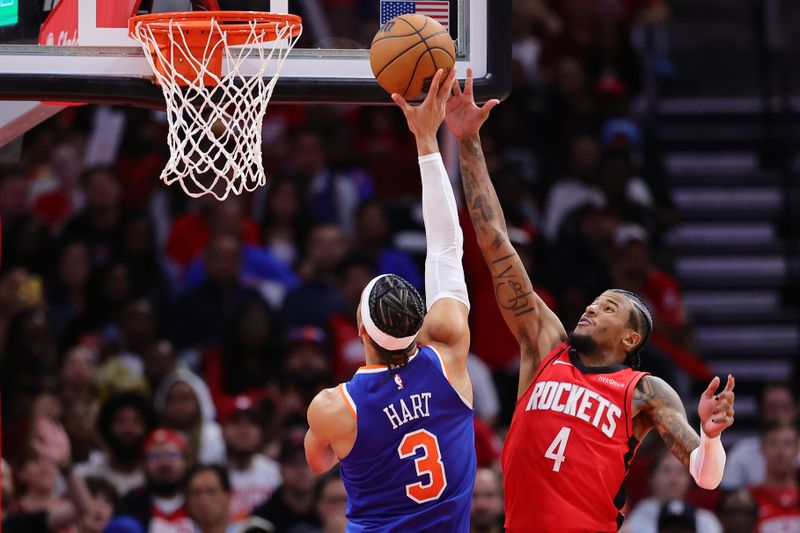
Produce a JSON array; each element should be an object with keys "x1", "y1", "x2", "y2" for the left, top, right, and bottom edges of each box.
[
  {"x1": 367, "y1": 275, "x2": 426, "y2": 375},
  {"x1": 609, "y1": 289, "x2": 653, "y2": 370}
]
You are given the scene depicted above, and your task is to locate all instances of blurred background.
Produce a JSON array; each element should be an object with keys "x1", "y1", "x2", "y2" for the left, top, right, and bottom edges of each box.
[{"x1": 2, "y1": 1, "x2": 800, "y2": 532}]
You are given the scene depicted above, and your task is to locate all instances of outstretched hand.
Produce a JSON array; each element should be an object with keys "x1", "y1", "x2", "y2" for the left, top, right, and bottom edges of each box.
[
  {"x1": 698, "y1": 374, "x2": 735, "y2": 438},
  {"x1": 445, "y1": 68, "x2": 500, "y2": 140},
  {"x1": 392, "y1": 68, "x2": 457, "y2": 145},
  {"x1": 32, "y1": 417, "x2": 71, "y2": 467}
]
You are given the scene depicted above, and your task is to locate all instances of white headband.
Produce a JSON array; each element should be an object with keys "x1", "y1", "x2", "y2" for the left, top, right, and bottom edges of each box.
[{"x1": 360, "y1": 275, "x2": 419, "y2": 351}]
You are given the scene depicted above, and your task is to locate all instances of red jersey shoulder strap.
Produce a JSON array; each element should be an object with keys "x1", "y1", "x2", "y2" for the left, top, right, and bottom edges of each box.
[{"x1": 623, "y1": 370, "x2": 650, "y2": 440}]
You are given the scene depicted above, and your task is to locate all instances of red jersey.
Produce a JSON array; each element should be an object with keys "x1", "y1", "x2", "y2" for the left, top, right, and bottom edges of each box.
[
  {"x1": 502, "y1": 343, "x2": 648, "y2": 532},
  {"x1": 750, "y1": 485, "x2": 800, "y2": 533}
]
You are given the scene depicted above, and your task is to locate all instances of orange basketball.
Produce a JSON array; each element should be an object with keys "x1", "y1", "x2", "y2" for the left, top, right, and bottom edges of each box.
[{"x1": 369, "y1": 14, "x2": 456, "y2": 100}]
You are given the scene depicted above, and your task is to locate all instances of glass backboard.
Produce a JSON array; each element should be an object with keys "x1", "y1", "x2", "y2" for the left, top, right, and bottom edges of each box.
[{"x1": 0, "y1": 0, "x2": 510, "y2": 106}]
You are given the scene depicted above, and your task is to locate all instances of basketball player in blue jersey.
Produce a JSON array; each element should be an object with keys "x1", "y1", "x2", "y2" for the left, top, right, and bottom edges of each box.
[{"x1": 304, "y1": 68, "x2": 475, "y2": 533}]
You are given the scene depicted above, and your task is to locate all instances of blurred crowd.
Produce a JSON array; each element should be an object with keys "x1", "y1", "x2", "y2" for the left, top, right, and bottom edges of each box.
[{"x1": 2, "y1": 1, "x2": 797, "y2": 533}]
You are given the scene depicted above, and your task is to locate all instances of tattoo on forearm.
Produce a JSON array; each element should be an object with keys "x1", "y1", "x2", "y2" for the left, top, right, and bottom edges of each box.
[
  {"x1": 471, "y1": 194, "x2": 496, "y2": 224},
  {"x1": 634, "y1": 377, "x2": 700, "y2": 467},
  {"x1": 491, "y1": 254, "x2": 536, "y2": 317}
]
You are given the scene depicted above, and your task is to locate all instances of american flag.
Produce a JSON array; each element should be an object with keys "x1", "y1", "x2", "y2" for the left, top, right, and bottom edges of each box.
[{"x1": 380, "y1": 1, "x2": 450, "y2": 33}]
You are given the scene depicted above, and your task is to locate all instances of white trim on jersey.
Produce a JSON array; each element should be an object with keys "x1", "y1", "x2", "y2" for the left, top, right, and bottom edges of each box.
[
  {"x1": 340, "y1": 383, "x2": 358, "y2": 416},
  {"x1": 425, "y1": 345, "x2": 473, "y2": 410}
]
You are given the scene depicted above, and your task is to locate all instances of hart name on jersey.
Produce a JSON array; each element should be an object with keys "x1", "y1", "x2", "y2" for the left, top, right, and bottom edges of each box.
[{"x1": 383, "y1": 392, "x2": 432, "y2": 429}]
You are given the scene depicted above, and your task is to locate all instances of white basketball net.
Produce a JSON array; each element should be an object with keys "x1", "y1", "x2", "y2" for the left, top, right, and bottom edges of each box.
[{"x1": 130, "y1": 17, "x2": 302, "y2": 200}]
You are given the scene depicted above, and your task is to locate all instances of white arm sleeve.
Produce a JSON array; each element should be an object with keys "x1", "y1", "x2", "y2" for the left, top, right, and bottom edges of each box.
[
  {"x1": 689, "y1": 428, "x2": 726, "y2": 489},
  {"x1": 419, "y1": 152, "x2": 470, "y2": 310}
]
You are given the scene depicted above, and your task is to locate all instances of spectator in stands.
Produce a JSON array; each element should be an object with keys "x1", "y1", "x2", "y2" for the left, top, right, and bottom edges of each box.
[
  {"x1": 115, "y1": 429, "x2": 191, "y2": 532},
  {"x1": 353, "y1": 107, "x2": 419, "y2": 198},
  {"x1": 60, "y1": 167, "x2": 126, "y2": 267},
  {"x1": 723, "y1": 382, "x2": 797, "y2": 490},
  {"x1": 220, "y1": 394, "x2": 282, "y2": 524},
  {"x1": 85, "y1": 259, "x2": 134, "y2": 332},
  {"x1": 0, "y1": 168, "x2": 54, "y2": 276},
  {"x1": 186, "y1": 465, "x2": 237, "y2": 533},
  {"x1": 116, "y1": 299, "x2": 159, "y2": 360},
  {"x1": 284, "y1": 128, "x2": 373, "y2": 235},
  {"x1": 3, "y1": 419, "x2": 92, "y2": 533},
  {"x1": 0, "y1": 167, "x2": 31, "y2": 225},
  {"x1": 352, "y1": 199, "x2": 422, "y2": 290},
  {"x1": 47, "y1": 242, "x2": 91, "y2": 344},
  {"x1": 31, "y1": 141, "x2": 85, "y2": 231},
  {"x1": 1, "y1": 308, "x2": 60, "y2": 427},
  {"x1": 550, "y1": 202, "x2": 619, "y2": 323},
  {"x1": 281, "y1": 327, "x2": 333, "y2": 417},
  {"x1": 119, "y1": 212, "x2": 171, "y2": 304},
  {"x1": 80, "y1": 477, "x2": 117, "y2": 533},
  {"x1": 313, "y1": 468, "x2": 347, "y2": 533},
  {"x1": 166, "y1": 196, "x2": 261, "y2": 269},
  {"x1": 470, "y1": 468, "x2": 504, "y2": 533},
  {"x1": 76, "y1": 392, "x2": 158, "y2": 496},
  {"x1": 203, "y1": 298, "x2": 280, "y2": 405},
  {"x1": 622, "y1": 450, "x2": 722, "y2": 533},
  {"x1": 63, "y1": 398, "x2": 98, "y2": 465},
  {"x1": 142, "y1": 339, "x2": 178, "y2": 393},
  {"x1": 182, "y1": 207, "x2": 299, "y2": 310},
  {"x1": 716, "y1": 490, "x2": 758, "y2": 533},
  {"x1": 251, "y1": 427, "x2": 320, "y2": 531},
  {"x1": 171, "y1": 234, "x2": 265, "y2": 350},
  {"x1": 542, "y1": 135, "x2": 603, "y2": 242},
  {"x1": 328, "y1": 256, "x2": 372, "y2": 380},
  {"x1": 59, "y1": 345, "x2": 97, "y2": 405},
  {"x1": 657, "y1": 499, "x2": 698, "y2": 533},
  {"x1": 598, "y1": 149, "x2": 659, "y2": 233},
  {"x1": 282, "y1": 224, "x2": 348, "y2": 330},
  {"x1": 260, "y1": 177, "x2": 310, "y2": 269},
  {"x1": 610, "y1": 224, "x2": 690, "y2": 347},
  {"x1": 749, "y1": 422, "x2": 800, "y2": 531},
  {"x1": 154, "y1": 368, "x2": 226, "y2": 465}
]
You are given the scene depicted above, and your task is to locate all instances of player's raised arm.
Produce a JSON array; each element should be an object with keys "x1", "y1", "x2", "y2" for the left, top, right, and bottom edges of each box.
[
  {"x1": 634, "y1": 374, "x2": 735, "y2": 489},
  {"x1": 392, "y1": 69, "x2": 470, "y2": 369},
  {"x1": 445, "y1": 69, "x2": 566, "y2": 398}
]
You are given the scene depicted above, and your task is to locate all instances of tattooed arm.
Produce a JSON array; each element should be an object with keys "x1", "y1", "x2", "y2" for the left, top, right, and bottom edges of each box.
[
  {"x1": 446, "y1": 69, "x2": 566, "y2": 399},
  {"x1": 633, "y1": 376, "x2": 700, "y2": 465},
  {"x1": 634, "y1": 375, "x2": 734, "y2": 488}
]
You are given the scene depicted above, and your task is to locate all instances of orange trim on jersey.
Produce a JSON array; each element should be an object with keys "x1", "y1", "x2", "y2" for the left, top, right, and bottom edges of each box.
[
  {"x1": 338, "y1": 384, "x2": 357, "y2": 421},
  {"x1": 358, "y1": 364, "x2": 387, "y2": 370}
]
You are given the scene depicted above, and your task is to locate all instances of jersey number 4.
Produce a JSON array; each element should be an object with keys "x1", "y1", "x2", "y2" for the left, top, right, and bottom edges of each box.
[
  {"x1": 397, "y1": 429, "x2": 448, "y2": 503},
  {"x1": 545, "y1": 426, "x2": 572, "y2": 472}
]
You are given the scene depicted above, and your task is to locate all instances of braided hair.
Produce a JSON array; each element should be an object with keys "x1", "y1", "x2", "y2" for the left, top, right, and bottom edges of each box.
[
  {"x1": 609, "y1": 289, "x2": 653, "y2": 370},
  {"x1": 367, "y1": 275, "x2": 426, "y2": 373}
]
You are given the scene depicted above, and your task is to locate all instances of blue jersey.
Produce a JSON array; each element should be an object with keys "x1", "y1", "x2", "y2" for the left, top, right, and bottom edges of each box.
[{"x1": 338, "y1": 345, "x2": 475, "y2": 533}]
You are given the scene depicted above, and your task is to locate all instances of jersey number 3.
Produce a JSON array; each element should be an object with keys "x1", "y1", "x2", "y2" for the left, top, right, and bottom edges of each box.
[
  {"x1": 398, "y1": 429, "x2": 448, "y2": 503},
  {"x1": 545, "y1": 426, "x2": 572, "y2": 472}
]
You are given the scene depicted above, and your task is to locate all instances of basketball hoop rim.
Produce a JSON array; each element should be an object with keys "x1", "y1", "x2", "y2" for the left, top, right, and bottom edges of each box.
[{"x1": 128, "y1": 11, "x2": 303, "y2": 44}]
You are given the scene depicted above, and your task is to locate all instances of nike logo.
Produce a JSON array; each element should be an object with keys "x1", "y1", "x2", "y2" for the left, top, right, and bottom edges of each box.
[{"x1": 553, "y1": 361, "x2": 573, "y2": 367}]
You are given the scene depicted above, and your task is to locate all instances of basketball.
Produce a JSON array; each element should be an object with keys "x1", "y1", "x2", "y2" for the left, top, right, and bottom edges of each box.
[{"x1": 369, "y1": 14, "x2": 456, "y2": 100}]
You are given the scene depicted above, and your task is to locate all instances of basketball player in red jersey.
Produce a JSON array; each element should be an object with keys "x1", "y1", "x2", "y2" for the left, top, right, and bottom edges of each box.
[{"x1": 446, "y1": 70, "x2": 736, "y2": 532}]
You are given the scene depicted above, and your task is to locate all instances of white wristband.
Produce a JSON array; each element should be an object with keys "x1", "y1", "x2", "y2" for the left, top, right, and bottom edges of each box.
[{"x1": 688, "y1": 427, "x2": 726, "y2": 490}]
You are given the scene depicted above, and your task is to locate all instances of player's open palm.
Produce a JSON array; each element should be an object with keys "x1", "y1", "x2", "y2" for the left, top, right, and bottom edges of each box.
[
  {"x1": 445, "y1": 68, "x2": 500, "y2": 140},
  {"x1": 392, "y1": 68, "x2": 456, "y2": 139},
  {"x1": 32, "y1": 417, "x2": 71, "y2": 467},
  {"x1": 698, "y1": 374, "x2": 735, "y2": 438}
]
